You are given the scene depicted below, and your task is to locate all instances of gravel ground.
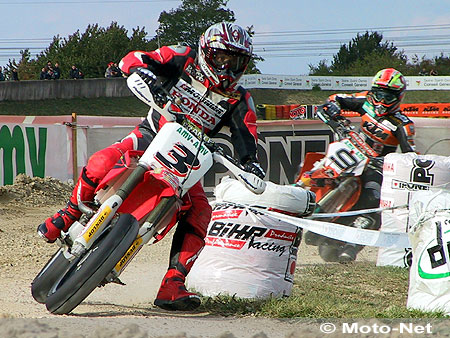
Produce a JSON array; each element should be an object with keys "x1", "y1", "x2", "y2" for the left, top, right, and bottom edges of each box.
[{"x1": 0, "y1": 175, "x2": 382, "y2": 338}]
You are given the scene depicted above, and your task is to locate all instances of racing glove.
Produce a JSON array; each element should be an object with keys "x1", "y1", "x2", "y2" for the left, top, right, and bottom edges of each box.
[
  {"x1": 243, "y1": 160, "x2": 266, "y2": 179},
  {"x1": 135, "y1": 67, "x2": 168, "y2": 107},
  {"x1": 322, "y1": 101, "x2": 341, "y2": 119}
]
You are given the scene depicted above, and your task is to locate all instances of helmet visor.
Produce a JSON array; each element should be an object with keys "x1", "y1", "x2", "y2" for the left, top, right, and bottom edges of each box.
[
  {"x1": 210, "y1": 49, "x2": 250, "y2": 73},
  {"x1": 371, "y1": 88, "x2": 399, "y2": 105}
]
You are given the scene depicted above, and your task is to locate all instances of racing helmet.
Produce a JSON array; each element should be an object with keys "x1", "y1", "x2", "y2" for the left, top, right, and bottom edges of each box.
[
  {"x1": 198, "y1": 22, "x2": 252, "y2": 90},
  {"x1": 367, "y1": 68, "x2": 406, "y2": 116}
]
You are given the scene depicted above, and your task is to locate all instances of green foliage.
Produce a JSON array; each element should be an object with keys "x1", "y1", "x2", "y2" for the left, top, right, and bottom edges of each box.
[
  {"x1": 155, "y1": 0, "x2": 262, "y2": 73},
  {"x1": 309, "y1": 31, "x2": 450, "y2": 76},
  {"x1": 7, "y1": 49, "x2": 37, "y2": 81},
  {"x1": 308, "y1": 59, "x2": 332, "y2": 76},
  {"x1": 332, "y1": 32, "x2": 405, "y2": 72},
  {"x1": 156, "y1": 0, "x2": 235, "y2": 48},
  {"x1": 341, "y1": 51, "x2": 408, "y2": 76},
  {"x1": 7, "y1": 22, "x2": 156, "y2": 80},
  {"x1": 6, "y1": 0, "x2": 262, "y2": 79}
]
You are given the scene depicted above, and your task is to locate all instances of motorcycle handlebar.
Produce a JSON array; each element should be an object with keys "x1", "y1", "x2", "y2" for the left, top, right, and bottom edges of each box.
[
  {"x1": 316, "y1": 106, "x2": 353, "y2": 138},
  {"x1": 126, "y1": 71, "x2": 265, "y2": 193}
]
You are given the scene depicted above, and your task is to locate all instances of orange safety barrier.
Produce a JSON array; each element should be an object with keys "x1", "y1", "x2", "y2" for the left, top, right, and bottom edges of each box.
[
  {"x1": 260, "y1": 103, "x2": 450, "y2": 120},
  {"x1": 275, "y1": 105, "x2": 284, "y2": 119},
  {"x1": 400, "y1": 103, "x2": 450, "y2": 117},
  {"x1": 282, "y1": 105, "x2": 291, "y2": 119},
  {"x1": 342, "y1": 103, "x2": 450, "y2": 118}
]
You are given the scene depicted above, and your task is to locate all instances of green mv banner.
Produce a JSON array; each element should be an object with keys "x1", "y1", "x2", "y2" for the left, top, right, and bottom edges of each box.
[{"x1": 0, "y1": 124, "x2": 70, "y2": 186}]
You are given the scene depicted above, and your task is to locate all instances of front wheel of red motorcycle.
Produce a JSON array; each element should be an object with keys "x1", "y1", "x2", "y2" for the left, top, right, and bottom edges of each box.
[
  {"x1": 45, "y1": 213, "x2": 139, "y2": 315},
  {"x1": 31, "y1": 248, "x2": 73, "y2": 304}
]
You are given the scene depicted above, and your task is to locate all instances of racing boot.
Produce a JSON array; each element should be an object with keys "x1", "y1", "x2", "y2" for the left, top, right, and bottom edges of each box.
[
  {"x1": 338, "y1": 243, "x2": 362, "y2": 263},
  {"x1": 318, "y1": 238, "x2": 344, "y2": 262},
  {"x1": 154, "y1": 268, "x2": 201, "y2": 311},
  {"x1": 154, "y1": 223, "x2": 205, "y2": 311},
  {"x1": 338, "y1": 215, "x2": 378, "y2": 263},
  {"x1": 37, "y1": 168, "x2": 97, "y2": 243}
]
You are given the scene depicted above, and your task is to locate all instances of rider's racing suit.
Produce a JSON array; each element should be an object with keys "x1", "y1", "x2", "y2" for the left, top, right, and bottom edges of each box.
[
  {"x1": 40, "y1": 44, "x2": 262, "y2": 309},
  {"x1": 116, "y1": 45, "x2": 261, "y2": 276}
]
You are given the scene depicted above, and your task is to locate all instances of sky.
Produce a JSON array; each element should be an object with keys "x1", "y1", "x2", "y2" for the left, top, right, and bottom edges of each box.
[{"x1": 1, "y1": 0, "x2": 450, "y2": 75}]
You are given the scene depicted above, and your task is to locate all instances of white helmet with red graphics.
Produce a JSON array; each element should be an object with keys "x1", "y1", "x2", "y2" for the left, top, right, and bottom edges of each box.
[{"x1": 198, "y1": 22, "x2": 252, "y2": 90}]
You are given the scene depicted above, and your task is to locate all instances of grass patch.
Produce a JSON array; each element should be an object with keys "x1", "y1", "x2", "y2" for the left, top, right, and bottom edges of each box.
[
  {"x1": 0, "y1": 97, "x2": 149, "y2": 116},
  {"x1": 198, "y1": 262, "x2": 447, "y2": 318}
]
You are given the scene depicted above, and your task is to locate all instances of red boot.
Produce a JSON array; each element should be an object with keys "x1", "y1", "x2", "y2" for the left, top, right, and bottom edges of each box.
[
  {"x1": 154, "y1": 269, "x2": 200, "y2": 311},
  {"x1": 37, "y1": 168, "x2": 97, "y2": 243},
  {"x1": 37, "y1": 205, "x2": 81, "y2": 243}
]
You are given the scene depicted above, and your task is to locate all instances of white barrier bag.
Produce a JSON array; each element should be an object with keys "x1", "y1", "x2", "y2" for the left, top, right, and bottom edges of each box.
[
  {"x1": 407, "y1": 189, "x2": 450, "y2": 314},
  {"x1": 186, "y1": 178, "x2": 309, "y2": 298},
  {"x1": 186, "y1": 202, "x2": 301, "y2": 298},
  {"x1": 214, "y1": 176, "x2": 313, "y2": 215},
  {"x1": 377, "y1": 153, "x2": 450, "y2": 267}
]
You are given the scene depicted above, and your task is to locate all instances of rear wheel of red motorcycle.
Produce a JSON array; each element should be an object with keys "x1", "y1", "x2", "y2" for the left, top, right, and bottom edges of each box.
[{"x1": 45, "y1": 213, "x2": 139, "y2": 315}]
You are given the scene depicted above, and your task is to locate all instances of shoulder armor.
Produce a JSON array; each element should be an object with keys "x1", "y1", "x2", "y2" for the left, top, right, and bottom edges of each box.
[
  {"x1": 393, "y1": 111, "x2": 413, "y2": 124},
  {"x1": 167, "y1": 44, "x2": 190, "y2": 55}
]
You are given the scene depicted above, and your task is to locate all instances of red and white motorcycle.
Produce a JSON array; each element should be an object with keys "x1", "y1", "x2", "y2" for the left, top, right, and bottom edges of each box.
[{"x1": 31, "y1": 72, "x2": 266, "y2": 315}]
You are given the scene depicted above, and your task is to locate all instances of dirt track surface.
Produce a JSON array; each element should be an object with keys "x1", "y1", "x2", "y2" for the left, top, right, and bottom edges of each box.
[{"x1": 0, "y1": 175, "x2": 380, "y2": 338}]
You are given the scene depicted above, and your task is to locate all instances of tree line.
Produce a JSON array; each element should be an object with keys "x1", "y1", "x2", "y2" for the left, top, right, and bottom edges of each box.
[{"x1": 5, "y1": 0, "x2": 450, "y2": 80}]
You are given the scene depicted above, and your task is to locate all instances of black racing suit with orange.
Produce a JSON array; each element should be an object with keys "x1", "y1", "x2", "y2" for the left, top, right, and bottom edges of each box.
[{"x1": 322, "y1": 91, "x2": 416, "y2": 261}]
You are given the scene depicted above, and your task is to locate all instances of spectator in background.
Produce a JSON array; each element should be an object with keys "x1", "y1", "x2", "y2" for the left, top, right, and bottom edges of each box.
[
  {"x1": 40, "y1": 67, "x2": 51, "y2": 80},
  {"x1": 11, "y1": 68, "x2": 19, "y2": 81},
  {"x1": 111, "y1": 62, "x2": 122, "y2": 77},
  {"x1": 0, "y1": 67, "x2": 5, "y2": 81},
  {"x1": 419, "y1": 68, "x2": 428, "y2": 76},
  {"x1": 104, "y1": 62, "x2": 114, "y2": 77},
  {"x1": 69, "y1": 65, "x2": 83, "y2": 79},
  {"x1": 429, "y1": 69, "x2": 438, "y2": 76},
  {"x1": 46, "y1": 61, "x2": 55, "y2": 77},
  {"x1": 105, "y1": 62, "x2": 121, "y2": 78},
  {"x1": 52, "y1": 63, "x2": 61, "y2": 79}
]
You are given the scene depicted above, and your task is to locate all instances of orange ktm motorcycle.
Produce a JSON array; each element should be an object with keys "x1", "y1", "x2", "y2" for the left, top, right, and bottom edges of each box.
[{"x1": 294, "y1": 106, "x2": 382, "y2": 262}]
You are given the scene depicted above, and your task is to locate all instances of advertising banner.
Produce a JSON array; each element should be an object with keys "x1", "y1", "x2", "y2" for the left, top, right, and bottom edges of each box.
[
  {"x1": 1, "y1": 116, "x2": 448, "y2": 189},
  {"x1": 0, "y1": 122, "x2": 71, "y2": 186},
  {"x1": 240, "y1": 74, "x2": 450, "y2": 91},
  {"x1": 400, "y1": 103, "x2": 450, "y2": 117}
]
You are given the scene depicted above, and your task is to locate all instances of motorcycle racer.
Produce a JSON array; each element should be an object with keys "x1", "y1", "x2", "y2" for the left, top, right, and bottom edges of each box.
[
  {"x1": 317, "y1": 68, "x2": 416, "y2": 263},
  {"x1": 37, "y1": 22, "x2": 265, "y2": 311}
]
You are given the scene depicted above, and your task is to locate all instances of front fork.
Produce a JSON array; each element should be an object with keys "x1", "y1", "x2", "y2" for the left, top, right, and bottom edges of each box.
[
  {"x1": 105, "y1": 195, "x2": 182, "y2": 283},
  {"x1": 69, "y1": 165, "x2": 148, "y2": 257}
]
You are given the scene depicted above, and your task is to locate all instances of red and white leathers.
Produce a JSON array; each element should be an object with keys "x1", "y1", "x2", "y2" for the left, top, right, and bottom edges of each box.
[{"x1": 38, "y1": 44, "x2": 260, "y2": 310}]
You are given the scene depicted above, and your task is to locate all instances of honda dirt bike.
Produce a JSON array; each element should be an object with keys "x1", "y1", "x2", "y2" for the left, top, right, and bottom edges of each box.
[
  {"x1": 294, "y1": 105, "x2": 382, "y2": 262},
  {"x1": 31, "y1": 72, "x2": 266, "y2": 315}
]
